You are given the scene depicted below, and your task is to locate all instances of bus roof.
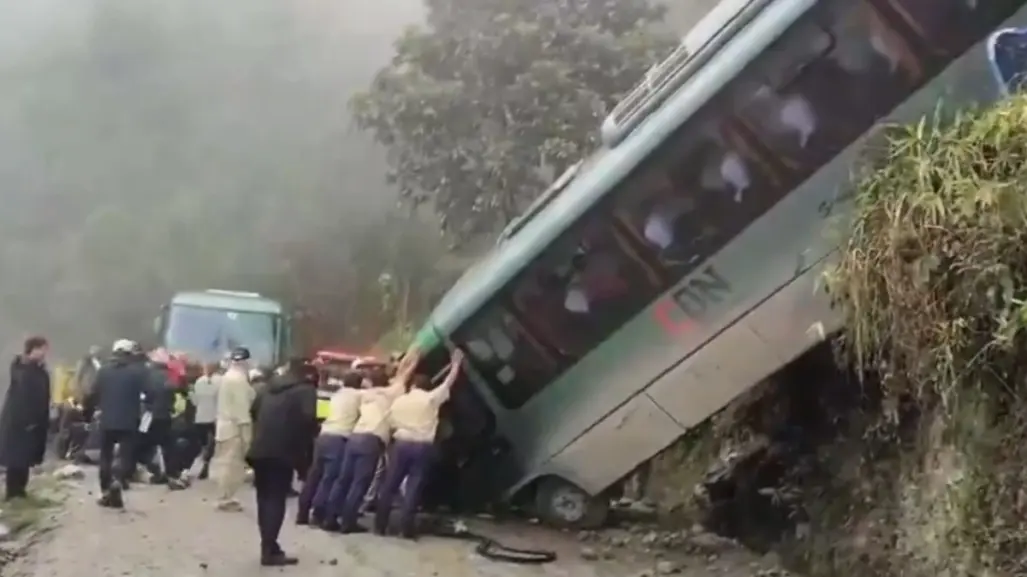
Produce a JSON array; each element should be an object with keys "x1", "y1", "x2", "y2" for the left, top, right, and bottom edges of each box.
[
  {"x1": 170, "y1": 290, "x2": 284, "y2": 314},
  {"x1": 425, "y1": 0, "x2": 803, "y2": 335}
]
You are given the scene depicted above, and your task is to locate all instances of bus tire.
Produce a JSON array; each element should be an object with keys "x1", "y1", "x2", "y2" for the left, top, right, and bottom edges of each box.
[{"x1": 534, "y1": 477, "x2": 609, "y2": 529}]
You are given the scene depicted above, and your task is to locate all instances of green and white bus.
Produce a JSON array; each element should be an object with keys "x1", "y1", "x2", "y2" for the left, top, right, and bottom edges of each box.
[
  {"x1": 156, "y1": 289, "x2": 292, "y2": 368},
  {"x1": 414, "y1": 0, "x2": 1027, "y2": 527}
]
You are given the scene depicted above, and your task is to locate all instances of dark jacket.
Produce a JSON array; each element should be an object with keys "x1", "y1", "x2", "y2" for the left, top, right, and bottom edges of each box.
[
  {"x1": 246, "y1": 376, "x2": 317, "y2": 469},
  {"x1": 84, "y1": 354, "x2": 148, "y2": 432},
  {"x1": 73, "y1": 355, "x2": 101, "y2": 402},
  {"x1": 144, "y1": 362, "x2": 177, "y2": 421},
  {"x1": 0, "y1": 356, "x2": 52, "y2": 468}
]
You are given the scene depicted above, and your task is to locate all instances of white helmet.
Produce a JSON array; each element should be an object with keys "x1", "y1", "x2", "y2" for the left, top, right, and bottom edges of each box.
[{"x1": 111, "y1": 339, "x2": 136, "y2": 354}]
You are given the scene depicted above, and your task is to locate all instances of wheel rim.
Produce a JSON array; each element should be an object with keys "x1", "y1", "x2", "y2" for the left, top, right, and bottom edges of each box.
[{"x1": 550, "y1": 484, "x2": 587, "y2": 523}]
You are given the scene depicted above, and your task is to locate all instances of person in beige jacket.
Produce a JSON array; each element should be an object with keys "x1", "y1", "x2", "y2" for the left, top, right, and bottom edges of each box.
[{"x1": 213, "y1": 347, "x2": 256, "y2": 511}]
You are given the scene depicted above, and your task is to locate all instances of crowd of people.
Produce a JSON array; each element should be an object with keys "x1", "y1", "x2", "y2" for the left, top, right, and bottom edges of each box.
[{"x1": 0, "y1": 335, "x2": 464, "y2": 567}]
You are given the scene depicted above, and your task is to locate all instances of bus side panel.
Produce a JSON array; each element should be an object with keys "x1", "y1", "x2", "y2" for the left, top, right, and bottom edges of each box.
[
  {"x1": 744, "y1": 261, "x2": 839, "y2": 370},
  {"x1": 545, "y1": 393, "x2": 684, "y2": 495},
  {"x1": 645, "y1": 317, "x2": 781, "y2": 429}
]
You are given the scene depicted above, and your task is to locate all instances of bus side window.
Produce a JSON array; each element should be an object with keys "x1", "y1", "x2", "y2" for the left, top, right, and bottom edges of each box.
[
  {"x1": 880, "y1": 0, "x2": 1021, "y2": 57},
  {"x1": 735, "y1": 0, "x2": 920, "y2": 175},
  {"x1": 511, "y1": 214, "x2": 662, "y2": 373},
  {"x1": 614, "y1": 116, "x2": 779, "y2": 282},
  {"x1": 454, "y1": 305, "x2": 556, "y2": 409}
]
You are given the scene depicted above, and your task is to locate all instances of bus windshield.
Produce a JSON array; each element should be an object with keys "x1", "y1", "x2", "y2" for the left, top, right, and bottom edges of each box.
[{"x1": 164, "y1": 305, "x2": 279, "y2": 366}]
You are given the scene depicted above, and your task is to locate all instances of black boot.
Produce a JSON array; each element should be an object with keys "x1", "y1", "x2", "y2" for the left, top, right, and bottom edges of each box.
[
  {"x1": 98, "y1": 482, "x2": 125, "y2": 509},
  {"x1": 261, "y1": 547, "x2": 298, "y2": 567}
]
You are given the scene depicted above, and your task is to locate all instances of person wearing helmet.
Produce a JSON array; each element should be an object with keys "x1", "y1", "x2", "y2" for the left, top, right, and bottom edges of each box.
[
  {"x1": 83, "y1": 339, "x2": 149, "y2": 508},
  {"x1": 213, "y1": 347, "x2": 255, "y2": 512}
]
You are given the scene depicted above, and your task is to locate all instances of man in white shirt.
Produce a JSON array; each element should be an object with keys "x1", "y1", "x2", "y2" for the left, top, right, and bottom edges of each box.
[
  {"x1": 321, "y1": 351, "x2": 420, "y2": 533},
  {"x1": 189, "y1": 362, "x2": 220, "y2": 480},
  {"x1": 213, "y1": 347, "x2": 255, "y2": 512},
  {"x1": 296, "y1": 371, "x2": 362, "y2": 526},
  {"x1": 374, "y1": 349, "x2": 463, "y2": 538}
]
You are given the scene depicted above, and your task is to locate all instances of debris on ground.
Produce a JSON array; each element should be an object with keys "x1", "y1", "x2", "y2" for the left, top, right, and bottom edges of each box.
[{"x1": 52, "y1": 465, "x2": 85, "y2": 481}]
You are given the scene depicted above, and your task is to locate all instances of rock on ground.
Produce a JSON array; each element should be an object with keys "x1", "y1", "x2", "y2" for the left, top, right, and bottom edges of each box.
[{"x1": 3, "y1": 469, "x2": 780, "y2": 577}]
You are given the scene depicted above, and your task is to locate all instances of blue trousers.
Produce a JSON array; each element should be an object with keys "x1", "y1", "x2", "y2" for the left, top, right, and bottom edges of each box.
[
  {"x1": 326, "y1": 433, "x2": 383, "y2": 528},
  {"x1": 296, "y1": 434, "x2": 347, "y2": 521},
  {"x1": 374, "y1": 440, "x2": 434, "y2": 534},
  {"x1": 308, "y1": 434, "x2": 348, "y2": 516}
]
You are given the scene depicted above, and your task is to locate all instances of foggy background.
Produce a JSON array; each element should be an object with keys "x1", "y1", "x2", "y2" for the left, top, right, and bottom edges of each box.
[
  {"x1": 0, "y1": 0, "x2": 424, "y2": 360},
  {"x1": 0, "y1": 0, "x2": 718, "y2": 366}
]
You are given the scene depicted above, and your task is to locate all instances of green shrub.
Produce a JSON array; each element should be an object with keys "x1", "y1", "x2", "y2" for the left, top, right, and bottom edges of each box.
[{"x1": 825, "y1": 95, "x2": 1027, "y2": 576}]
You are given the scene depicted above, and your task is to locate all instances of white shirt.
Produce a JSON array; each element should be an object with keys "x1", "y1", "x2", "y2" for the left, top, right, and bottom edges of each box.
[
  {"x1": 191, "y1": 374, "x2": 221, "y2": 425},
  {"x1": 320, "y1": 388, "x2": 361, "y2": 437},
  {"x1": 352, "y1": 379, "x2": 406, "y2": 442},
  {"x1": 644, "y1": 210, "x2": 675, "y2": 250},
  {"x1": 390, "y1": 386, "x2": 452, "y2": 443}
]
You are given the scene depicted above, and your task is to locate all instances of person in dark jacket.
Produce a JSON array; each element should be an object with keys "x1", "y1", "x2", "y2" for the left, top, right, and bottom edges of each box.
[
  {"x1": 246, "y1": 360, "x2": 318, "y2": 566},
  {"x1": 135, "y1": 348, "x2": 186, "y2": 489},
  {"x1": 0, "y1": 337, "x2": 51, "y2": 500},
  {"x1": 83, "y1": 339, "x2": 149, "y2": 508},
  {"x1": 72, "y1": 345, "x2": 102, "y2": 403}
]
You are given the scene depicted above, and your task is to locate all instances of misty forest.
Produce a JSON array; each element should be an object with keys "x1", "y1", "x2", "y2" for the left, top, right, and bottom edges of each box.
[{"x1": 0, "y1": 0, "x2": 711, "y2": 360}]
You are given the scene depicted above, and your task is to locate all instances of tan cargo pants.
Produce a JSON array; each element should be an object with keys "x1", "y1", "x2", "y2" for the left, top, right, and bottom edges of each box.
[{"x1": 214, "y1": 426, "x2": 251, "y2": 505}]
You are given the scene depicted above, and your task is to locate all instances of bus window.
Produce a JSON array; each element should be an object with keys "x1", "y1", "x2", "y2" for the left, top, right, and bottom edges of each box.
[
  {"x1": 616, "y1": 115, "x2": 780, "y2": 279},
  {"x1": 510, "y1": 215, "x2": 661, "y2": 375},
  {"x1": 735, "y1": 1, "x2": 920, "y2": 174},
  {"x1": 881, "y1": 0, "x2": 1020, "y2": 57},
  {"x1": 454, "y1": 305, "x2": 556, "y2": 409}
]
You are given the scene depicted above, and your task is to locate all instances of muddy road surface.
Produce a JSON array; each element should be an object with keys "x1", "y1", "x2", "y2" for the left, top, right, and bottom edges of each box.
[{"x1": 7, "y1": 469, "x2": 783, "y2": 577}]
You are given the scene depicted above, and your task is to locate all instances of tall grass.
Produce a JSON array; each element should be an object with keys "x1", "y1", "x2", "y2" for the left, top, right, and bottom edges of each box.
[{"x1": 825, "y1": 95, "x2": 1027, "y2": 576}]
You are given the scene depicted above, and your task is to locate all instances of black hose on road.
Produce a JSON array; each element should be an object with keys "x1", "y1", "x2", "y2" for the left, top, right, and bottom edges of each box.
[{"x1": 420, "y1": 516, "x2": 558, "y2": 564}]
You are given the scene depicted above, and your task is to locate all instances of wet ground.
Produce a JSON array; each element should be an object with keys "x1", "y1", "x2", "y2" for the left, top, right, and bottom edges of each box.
[{"x1": 4, "y1": 468, "x2": 788, "y2": 577}]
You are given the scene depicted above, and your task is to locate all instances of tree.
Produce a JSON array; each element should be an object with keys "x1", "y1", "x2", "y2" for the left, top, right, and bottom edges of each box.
[{"x1": 351, "y1": 0, "x2": 675, "y2": 242}]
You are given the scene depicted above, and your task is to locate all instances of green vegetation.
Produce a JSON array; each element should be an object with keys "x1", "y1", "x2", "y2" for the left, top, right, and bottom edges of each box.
[
  {"x1": 351, "y1": 0, "x2": 675, "y2": 242},
  {"x1": 823, "y1": 95, "x2": 1027, "y2": 576},
  {"x1": 0, "y1": 479, "x2": 63, "y2": 537}
]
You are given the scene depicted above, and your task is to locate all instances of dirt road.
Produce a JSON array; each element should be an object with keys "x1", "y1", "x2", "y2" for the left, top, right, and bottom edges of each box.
[{"x1": 6, "y1": 470, "x2": 782, "y2": 577}]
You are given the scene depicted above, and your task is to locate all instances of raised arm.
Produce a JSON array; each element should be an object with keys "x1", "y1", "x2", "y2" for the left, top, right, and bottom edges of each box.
[
  {"x1": 383, "y1": 348, "x2": 422, "y2": 397},
  {"x1": 429, "y1": 349, "x2": 464, "y2": 405}
]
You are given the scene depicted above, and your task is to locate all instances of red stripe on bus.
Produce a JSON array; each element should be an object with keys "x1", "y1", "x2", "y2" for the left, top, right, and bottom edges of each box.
[{"x1": 654, "y1": 299, "x2": 694, "y2": 336}]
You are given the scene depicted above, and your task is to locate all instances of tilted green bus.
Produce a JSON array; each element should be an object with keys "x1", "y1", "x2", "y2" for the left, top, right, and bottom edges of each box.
[
  {"x1": 413, "y1": 0, "x2": 1027, "y2": 527},
  {"x1": 156, "y1": 289, "x2": 292, "y2": 368}
]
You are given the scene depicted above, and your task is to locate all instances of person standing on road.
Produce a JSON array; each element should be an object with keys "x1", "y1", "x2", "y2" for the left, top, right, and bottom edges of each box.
[
  {"x1": 213, "y1": 347, "x2": 255, "y2": 512},
  {"x1": 291, "y1": 360, "x2": 320, "y2": 495},
  {"x1": 189, "y1": 362, "x2": 220, "y2": 480},
  {"x1": 246, "y1": 358, "x2": 318, "y2": 566},
  {"x1": 0, "y1": 336, "x2": 51, "y2": 500},
  {"x1": 72, "y1": 345, "x2": 102, "y2": 404},
  {"x1": 136, "y1": 348, "x2": 187, "y2": 490},
  {"x1": 375, "y1": 350, "x2": 463, "y2": 538},
  {"x1": 322, "y1": 349, "x2": 420, "y2": 533},
  {"x1": 297, "y1": 370, "x2": 362, "y2": 526},
  {"x1": 83, "y1": 339, "x2": 149, "y2": 508}
]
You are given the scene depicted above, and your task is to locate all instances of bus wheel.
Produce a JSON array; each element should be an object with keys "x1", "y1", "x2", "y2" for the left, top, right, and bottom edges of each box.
[{"x1": 534, "y1": 477, "x2": 609, "y2": 529}]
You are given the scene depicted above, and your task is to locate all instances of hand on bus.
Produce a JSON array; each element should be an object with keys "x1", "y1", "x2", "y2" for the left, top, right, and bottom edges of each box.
[
  {"x1": 450, "y1": 348, "x2": 465, "y2": 367},
  {"x1": 397, "y1": 347, "x2": 421, "y2": 377}
]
